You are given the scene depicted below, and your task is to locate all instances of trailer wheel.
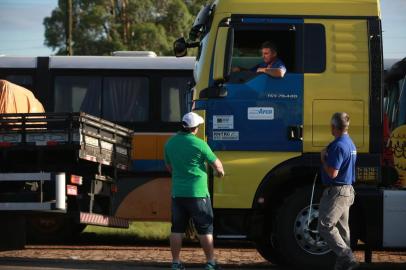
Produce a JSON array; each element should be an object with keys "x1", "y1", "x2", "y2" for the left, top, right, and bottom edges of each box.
[
  {"x1": 273, "y1": 186, "x2": 335, "y2": 268},
  {"x1": 27, "y1": 215, "x2": 85, "y2": 243}
]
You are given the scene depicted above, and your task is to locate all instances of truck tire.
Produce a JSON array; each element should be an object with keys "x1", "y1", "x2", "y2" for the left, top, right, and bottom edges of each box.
[
  {"x1": 255, "y1": 234, "x2": 284, "y2": 265},
  {"x1": 273, "y1": 186, "x2": 335, "y2": 269},
  {"x1": 0, "y1": 214, "x2": 26, "y2": 250},
  {"x1": 27, "y1": 215, "x2": 85, "y2": 243}
]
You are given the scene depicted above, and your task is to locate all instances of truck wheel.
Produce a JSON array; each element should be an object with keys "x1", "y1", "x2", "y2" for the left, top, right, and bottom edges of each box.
[
  {"x1": 27, "y1": 215, "x2": 85, "y2": 243},
  {"x1": 255, "y1": 233, "x2": 284, "y2": 265},
  {"x1": 0, "y1": 214, "x2": 26, "y2": 250},
  {"x1": 273, "y1": 186, "x2": 335, "y2": 269}
]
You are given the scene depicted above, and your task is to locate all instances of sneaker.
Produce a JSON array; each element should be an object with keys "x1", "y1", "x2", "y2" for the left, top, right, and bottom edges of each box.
[
  {"x1": 344, "y1": 260, "x2": 360, "y2": 270},
  {"x1": 336, "y1": 260, "x2": 359, "y2": 270},
  {"x1": 205, "y1": 262, "x2": 222, "y2": 270},
  {"x1": 171, "y1": 262, "x2": 185, "y2": 270}
]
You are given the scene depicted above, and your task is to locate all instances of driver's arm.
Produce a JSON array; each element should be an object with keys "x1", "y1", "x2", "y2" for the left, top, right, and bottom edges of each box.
[
  {"x1": 265, "y1": 68, "x2": 286, "y2": 78},
  {"x1": 232, "y1": 66, "x2": 249, "y2": 72},
  {"x1": 257, "y1": 67, "x2": 286, "y2": 78}
]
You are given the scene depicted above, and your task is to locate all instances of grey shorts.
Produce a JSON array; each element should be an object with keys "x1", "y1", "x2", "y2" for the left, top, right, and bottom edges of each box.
[{"x1": 171, "y1": 197, "x2": 214, "y2": 235}]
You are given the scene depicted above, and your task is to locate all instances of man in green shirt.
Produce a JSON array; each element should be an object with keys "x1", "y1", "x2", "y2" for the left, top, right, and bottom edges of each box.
[{"x1": 164, "y1": 112, "x2": 225, "y2": 270}]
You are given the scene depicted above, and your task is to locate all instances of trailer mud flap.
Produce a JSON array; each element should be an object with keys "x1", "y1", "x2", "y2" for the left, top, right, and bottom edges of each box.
[{"x1": 79, "y1": 212, "x2": 129, "y2": 228}]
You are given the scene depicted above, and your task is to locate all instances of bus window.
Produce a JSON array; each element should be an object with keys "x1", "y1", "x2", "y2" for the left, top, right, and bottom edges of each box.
[
  {"x1": 102, "y1": 76, "x2": 149, "y2": 122},
  {"x1": 400, "y1": 77, "x2": 406, "y2": 126},
  {"x1": 161, "y1": 77, "x2": 191, "y2": 122},
  {"x1": 54, "y1": 76, "x2": 101, "y2": 116},
  {"x1": 5, "y1": 75, "x2": 33, "y2": 90}
]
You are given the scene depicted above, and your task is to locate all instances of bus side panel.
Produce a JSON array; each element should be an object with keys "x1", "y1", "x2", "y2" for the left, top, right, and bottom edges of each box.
[
  {"x1": 113, "y1": 133, "x2": 174, "y2": 221},
  {"x1": 390, "y1": 125, "x2": 406, "y2": 187},
  {"x1": 131, "y1": 133, "x2": 174, "y2": 172},
  {"x1": 114, "y1": 176, "x2": 171, "y2": 221}
]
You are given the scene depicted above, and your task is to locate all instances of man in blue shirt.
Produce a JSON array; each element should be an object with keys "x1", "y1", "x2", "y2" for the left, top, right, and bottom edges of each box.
[
  {"x1": 319, "y1": 112, "x2": 358, "y2": 270},
  {"x1": 233, "y1": 41, "x2": 287, "y2": 78}
]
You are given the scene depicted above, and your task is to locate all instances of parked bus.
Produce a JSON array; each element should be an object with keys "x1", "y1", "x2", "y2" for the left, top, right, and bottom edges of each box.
[
  {"x1": 0, "y1": 54, "x2": 194, "y2": 241},
  {"x1": 384, "y1": 57, "x2": 406, "y2": 185}
]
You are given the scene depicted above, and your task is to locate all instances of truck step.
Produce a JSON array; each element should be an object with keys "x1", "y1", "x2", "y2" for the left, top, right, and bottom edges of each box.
[{"x1": 79, "y1": 212, "x2": 129, "y2": 228}]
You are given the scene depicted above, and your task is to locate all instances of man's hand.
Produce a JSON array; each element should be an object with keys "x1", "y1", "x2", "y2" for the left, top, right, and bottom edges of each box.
[
  {"x1": 320, "y1": 148, "x2": 327, "y2": 163},
  {"x1": 256, "y1": 67, "x2": 267, "y2": 73},
  {"x1": 211, "y1": 159, "x2": 225, "y2": 178},
  {"x1": 216, "y1": 169, "x2": 225, "y2": 178}
]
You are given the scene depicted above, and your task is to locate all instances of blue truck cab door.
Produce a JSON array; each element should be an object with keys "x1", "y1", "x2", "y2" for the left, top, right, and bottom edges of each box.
[{"x1": 202, "y1": 18, "x2": 304, "y2": 152}]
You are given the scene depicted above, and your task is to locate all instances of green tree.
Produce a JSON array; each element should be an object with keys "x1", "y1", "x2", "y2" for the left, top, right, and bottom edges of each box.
[
  {"x1": 185, "y1": 0, "x2": 210, "y2": 15},
  {"x1": 43, "y1": 0, "x2": 202, "y2": 56},
  {"x1": 130, "y1": 23, "x2": 170, "y2": 53}
]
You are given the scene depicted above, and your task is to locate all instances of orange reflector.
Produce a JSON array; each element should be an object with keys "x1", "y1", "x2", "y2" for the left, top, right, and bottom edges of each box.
[
  {"x1": 0, "y1": 142, "x2": 12, "y2": 147},
  {"x1": 47, "y1": 140, "x2": 59, "y2": 146},
  {"x1": 67, "y1": 185, "x2": 78, "y2": 196},
  {"x1": 111, "y1": 184, "x2": 118, "y2": 193},
  {"x1": 70, "y1": 175, "x2": 83, "y2": 185}
]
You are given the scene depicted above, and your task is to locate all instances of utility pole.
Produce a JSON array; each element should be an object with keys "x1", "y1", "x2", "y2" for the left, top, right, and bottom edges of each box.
[{"x1": 66, "y1": 0, "x2": 73, "y2": 55}]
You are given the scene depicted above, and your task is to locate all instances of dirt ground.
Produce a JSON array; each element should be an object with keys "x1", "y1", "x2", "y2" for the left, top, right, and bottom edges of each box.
[{"x1": 1, "y1": 244, "x2": 406, "y2": 269}]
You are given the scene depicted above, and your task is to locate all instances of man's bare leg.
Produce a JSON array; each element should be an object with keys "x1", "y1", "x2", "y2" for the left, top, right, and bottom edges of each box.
[
  {"x1": 170, "y1": 233, "x2": 183, "y2": 262},
  {"x1": 198, "y1": 234, "x2": 215, "y2": 262}
]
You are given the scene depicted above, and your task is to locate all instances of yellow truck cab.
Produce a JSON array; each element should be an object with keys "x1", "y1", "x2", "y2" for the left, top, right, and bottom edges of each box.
[{"x1": 174, "y1": 0, "x2": 406, "y2": 268}]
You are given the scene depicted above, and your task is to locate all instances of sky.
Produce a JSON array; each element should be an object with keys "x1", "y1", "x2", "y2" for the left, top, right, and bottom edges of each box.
[{"x1": 0, "y1": 0, "x2": 405, "y2": 60}]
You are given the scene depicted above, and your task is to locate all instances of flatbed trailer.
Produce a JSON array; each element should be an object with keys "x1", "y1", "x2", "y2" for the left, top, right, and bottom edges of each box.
[{"x1": 0, "y1": 112, "x2": 133, "y2": 247}]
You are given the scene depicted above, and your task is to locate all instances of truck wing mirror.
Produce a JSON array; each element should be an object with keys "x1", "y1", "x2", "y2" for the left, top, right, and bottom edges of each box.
[
  {"x1": 173, "y1": 37, "x2": 199, "y2": 58},
  {"x1": 213, "y1": 26, "x2": 234, "y2": 83},
  {"x1": 174, "y1": 37, "x2": 188, "y2": 57}
]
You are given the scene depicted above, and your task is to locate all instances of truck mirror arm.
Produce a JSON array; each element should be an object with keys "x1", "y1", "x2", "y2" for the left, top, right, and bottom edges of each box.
[{"x1": 199, "y1": 86, "x2": 228, "y2": 98}]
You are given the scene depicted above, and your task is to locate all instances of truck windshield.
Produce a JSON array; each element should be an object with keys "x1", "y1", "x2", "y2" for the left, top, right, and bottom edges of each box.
[
  {"x1": 189, "y1": 4, "x2": 214, "y2": 42},
  {"x1": 194, "y1": 34, "x2": 210, "y2": 83}
]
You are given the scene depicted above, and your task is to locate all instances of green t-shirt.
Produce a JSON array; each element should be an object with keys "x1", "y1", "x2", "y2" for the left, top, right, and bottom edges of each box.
[{"x1": 164, "y1": 132, "x2": 217, "y2": 198}]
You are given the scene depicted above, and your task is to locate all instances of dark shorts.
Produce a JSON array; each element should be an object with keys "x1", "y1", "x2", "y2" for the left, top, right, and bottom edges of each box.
[{"x1": 171, "y1": 197, "x2": 214, "y2": 235}]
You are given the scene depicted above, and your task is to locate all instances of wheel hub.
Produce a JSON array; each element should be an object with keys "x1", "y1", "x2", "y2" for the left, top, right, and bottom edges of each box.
[{"x1": 294, "y1": 204, "x2": 331, "y2": 255}]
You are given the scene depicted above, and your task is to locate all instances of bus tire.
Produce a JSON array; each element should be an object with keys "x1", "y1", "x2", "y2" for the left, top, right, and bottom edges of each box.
[{"x1": 273, "y1": 186, "x2": 335, "y2": 269}]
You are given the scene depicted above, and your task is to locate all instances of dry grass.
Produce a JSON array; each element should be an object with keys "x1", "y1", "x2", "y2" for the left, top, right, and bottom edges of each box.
[{"x1": 83, "y1": 221, "x2": 171, "y2": 241}]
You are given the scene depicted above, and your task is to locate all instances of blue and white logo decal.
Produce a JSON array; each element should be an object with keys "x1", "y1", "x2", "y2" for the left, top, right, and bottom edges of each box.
[
  {"x1": 213, "y1": 131, "x2": 239, "y2": 141},
  {"x1": 213, "y1": 115, "x2": 234, "y2": 129},
  {"x1": 247, "y1": 107, "x2": 274, "y2": 120}
]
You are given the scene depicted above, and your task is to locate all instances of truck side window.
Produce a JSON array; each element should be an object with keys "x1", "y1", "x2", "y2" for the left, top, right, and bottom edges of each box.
[
  {"x1": 229, "y1": 22, "x2": 326, "y2": 79},
  {"x1": 304, "y1": 24, "x2": 326, "y2": 73},
  {"x1": 230, "y1": 25, "x2": 296, "y2": 82}
]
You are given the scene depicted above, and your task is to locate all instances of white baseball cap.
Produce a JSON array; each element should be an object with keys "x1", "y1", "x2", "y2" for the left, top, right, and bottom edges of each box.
[{"x1": 182, "y1": 112, "x2": 204, "y2": 128}]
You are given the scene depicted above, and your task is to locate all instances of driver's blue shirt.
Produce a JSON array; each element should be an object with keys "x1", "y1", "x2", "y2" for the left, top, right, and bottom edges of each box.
[{"x1": 250, "y1": 58, "x2": 287, "y2": 73}]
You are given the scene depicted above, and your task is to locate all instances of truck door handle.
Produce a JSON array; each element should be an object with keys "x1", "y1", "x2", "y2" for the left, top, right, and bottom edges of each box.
[{"x1": 288, "y1": 125, "x2": 303, "y2": 141}]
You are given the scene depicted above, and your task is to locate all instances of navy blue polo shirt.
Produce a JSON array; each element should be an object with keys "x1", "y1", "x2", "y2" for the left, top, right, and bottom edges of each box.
[
  {"x1": 250, "y1": 58, "x2": 287, "y2": 73},
  {"x1": 321, "y1": 134, "x2": 357, "y2": 185}
]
